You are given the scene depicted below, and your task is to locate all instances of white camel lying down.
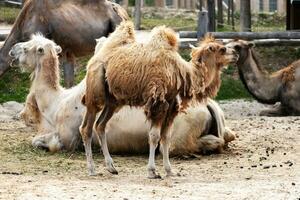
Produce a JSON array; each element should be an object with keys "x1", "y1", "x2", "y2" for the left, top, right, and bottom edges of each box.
[{"x1": 9, "y1": 34, "x2": 235, "y2": 156}]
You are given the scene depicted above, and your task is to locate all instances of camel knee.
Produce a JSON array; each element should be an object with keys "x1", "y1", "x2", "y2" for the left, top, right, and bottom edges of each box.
[
  {"x1": 32, "y1": 133, "x2": 63, "y2": 152},
  {"x1": 198, "y1": 134, "x2": 225, "y2": 154},
  {"x1": 149, "y1": 126, "x2": 161, "y2": 145},
  {"x1": 224, "y1": 127, "x2": 236, "y2": 143}
]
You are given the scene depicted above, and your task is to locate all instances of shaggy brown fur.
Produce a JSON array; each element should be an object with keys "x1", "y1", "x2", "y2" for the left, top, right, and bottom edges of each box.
[{"x1": 80, "y1": 21, "x2": 237, "y2": 177}]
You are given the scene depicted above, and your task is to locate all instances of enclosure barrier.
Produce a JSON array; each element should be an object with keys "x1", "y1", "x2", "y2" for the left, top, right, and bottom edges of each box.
[
  {"x1": 179, "y1": 39, "x2": 300, "y2": 49},
  {"x1": 179, "y1": 31, "x2": 300, "y2": 40}
]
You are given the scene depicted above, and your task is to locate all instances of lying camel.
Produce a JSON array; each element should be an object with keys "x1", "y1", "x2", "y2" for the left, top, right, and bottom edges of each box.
[
  {"x1": 0, "y1": 0, "x2": 127, "y2": 87},
  {"x1": 226, "y1": 40, "x2": 300, "y2": 116},
  {"x1": 81, "y1": 21, "x2": 238, "y2": 177},
  {"x1": 9, "y1": 33, "x2": 235, "y2": 156}
]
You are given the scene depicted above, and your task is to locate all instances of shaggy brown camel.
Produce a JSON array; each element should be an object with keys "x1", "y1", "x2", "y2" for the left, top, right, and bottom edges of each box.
[
  {"x1": 226, "y1": 40, "x2": 300, "y2": 116},
  {"x1": 80, "y1": 21, "x2": 238, "y2": 178},
  {"x1": 0, "y1": 0, "x2": 127, "y2": 87},
  {"x1": 9, "y1": 34, "x2": 235, "y2": 155}
]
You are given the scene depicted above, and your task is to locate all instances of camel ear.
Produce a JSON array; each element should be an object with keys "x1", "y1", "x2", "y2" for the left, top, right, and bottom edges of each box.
[
  {"x1": 248, "y1": 42, "x2": 255, "y2": 48},
  {"x1": 55, "y1": 45, "x2": 62, "y2": 54}
]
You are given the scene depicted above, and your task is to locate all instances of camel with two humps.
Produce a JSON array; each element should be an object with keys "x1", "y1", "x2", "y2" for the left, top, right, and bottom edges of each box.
[
  {"x1": 9, "y1": 33, "x2": 235, "y2": 156},
  {"x1": 80, "y1": 21, "x2": 238, "y2": 178}
]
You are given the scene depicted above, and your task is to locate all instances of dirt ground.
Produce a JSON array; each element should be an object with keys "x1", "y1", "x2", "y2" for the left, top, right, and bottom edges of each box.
[{"x1": 0, "y1": 100, "x2": 299, "y2": 200}]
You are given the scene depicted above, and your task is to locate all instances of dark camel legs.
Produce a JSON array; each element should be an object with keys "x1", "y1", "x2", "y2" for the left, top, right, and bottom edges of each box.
[
  {"x1": 259, "y1": 103, "x2": 289, "y2": 117},
  {"x1": 62, "y1": 52, "x2": 75, "y2": 88}
]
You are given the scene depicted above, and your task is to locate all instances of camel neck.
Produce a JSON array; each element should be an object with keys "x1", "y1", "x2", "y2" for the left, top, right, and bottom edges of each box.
[{"x1": 237, "y1": 48, "x2": 281, "y2": 104}]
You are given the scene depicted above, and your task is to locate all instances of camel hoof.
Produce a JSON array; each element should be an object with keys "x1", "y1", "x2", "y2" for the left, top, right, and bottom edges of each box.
[
  {"x1": 107, "y1": 163, "x2": 118, "y2": 175},
  {"x1": 88, "y1": 170, "x2": 97, "y2": 176},
  {"x1": 166, "y1": 170, "x2": 176, "y2": 177},
  {"x1": 148, "y1": 169, "x2": 162, "y2": 179}
]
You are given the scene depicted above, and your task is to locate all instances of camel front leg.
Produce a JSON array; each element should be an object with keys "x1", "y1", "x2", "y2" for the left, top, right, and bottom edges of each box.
[
  {"x1": 160, "y1": 126, "x2": 173, "y2": 177},
  {"x1": 94, "y1": 105, "x2": 118, "y2": 175},
  {"x1": 148, "y1": 126, "x2": 161, "y2": 179},
  {"x1": 80, "y1": 109, "x2": 97, "y2": 176}
]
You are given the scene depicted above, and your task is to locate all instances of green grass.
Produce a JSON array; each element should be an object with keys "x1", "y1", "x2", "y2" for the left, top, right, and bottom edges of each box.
[
  {"x1": 0, "y1": 6, "x2": 20, "y2": 24},
  {"x1": 0, "y1": 68, "x2": 30, "y2": 103},
  {"x1": 216, "y1": 76, "x2": 252, "y2": 100},
  {"x1": 141, "y1": 17, "x2": 196, "y2": 31}
]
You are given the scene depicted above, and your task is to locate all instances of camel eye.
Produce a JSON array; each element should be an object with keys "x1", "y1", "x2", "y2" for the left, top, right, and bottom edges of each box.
[
  {"x1": 23, "y1": 47, "x2": 28, "y2": 53},
  {"x1": 37, "y1": 47, "x2": 44, "y2": 55},
  {"x1": 198, "y1": 57, "x2": 202, "y2": 63}
]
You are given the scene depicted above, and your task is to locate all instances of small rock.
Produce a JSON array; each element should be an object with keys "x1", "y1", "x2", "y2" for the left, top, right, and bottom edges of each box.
[
  {"x1": 263, "y1": 165, "x2": 270, "y2": 169},
  {"x1": 292, "y1": 182, "x2": 296, "y2": 186}
]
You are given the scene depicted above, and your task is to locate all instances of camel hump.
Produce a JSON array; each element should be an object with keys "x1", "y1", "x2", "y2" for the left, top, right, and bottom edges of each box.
[
  {"x1": 150, "y1": 26, "x2": 178, "y2": 50},
  {"x1": 117, "y1": 21, "x2": 135, "y2": 38}
]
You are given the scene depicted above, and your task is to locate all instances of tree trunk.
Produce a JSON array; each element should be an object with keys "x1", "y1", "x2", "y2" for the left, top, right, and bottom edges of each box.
[
  {"x1": 240, "y1": 0, "x2": 251, "y2": 32},
  {"x1": 217, "y1": 0, "x2": 223, "y2": 29},
  {"x1": 230, "y1": 0, "x2": 234, "y2": 31},
  {"x1": 207, "y1": 0, "x2": 215, "y2": 32},
  {"x1": 227, "y1": 0, "x2": 230, "y2": 25},
  {"x1": 134, "y1": 0, "x2": 141, "y2": 30}
]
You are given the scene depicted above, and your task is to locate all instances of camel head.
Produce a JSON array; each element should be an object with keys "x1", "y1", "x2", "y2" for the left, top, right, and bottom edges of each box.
[
  {"x1": 9, "y1": 33, "x2": 62, "y2": 73},
  {"x1": 225, "y1": 40, "x2": 255, "y2": 66},
  {"x1": 190, "y1": 35, "x2": 239, "y2": 87}
]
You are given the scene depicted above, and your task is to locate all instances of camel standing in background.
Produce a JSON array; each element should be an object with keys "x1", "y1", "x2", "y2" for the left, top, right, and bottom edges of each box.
[
  {"x1": 81, "y1": 22, "x2": 238, "y2": 178},
  {"x1": 0, "y1": 0, "x2": 128, "y2": 87},
  {"x1": 9, "y1": 34, "x2": 235, "y2": 157},
  {"x1": 227, "y1": 40, "x2": 300, "y2": 116}
]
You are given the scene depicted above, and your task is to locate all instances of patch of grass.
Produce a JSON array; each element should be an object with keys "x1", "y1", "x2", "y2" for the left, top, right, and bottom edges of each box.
[
  {"x1": 0, "y1": 6, "x2": 20, "y2": 24},
  {"x1": 216, "y1": 76, "x2": 252, "y2": 100},
  {"x1": 0, "y1": 68, "x2": 30, "y2": 103},
  {"x1": 141, "y1": 17, "x2": 196, "y2": 31}
]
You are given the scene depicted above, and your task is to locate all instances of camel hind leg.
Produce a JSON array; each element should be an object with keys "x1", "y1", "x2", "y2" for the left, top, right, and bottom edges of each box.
[
  {"x1": 160, "y1": 99, "x2": 179, "y2": 177},
  {"x1": 94, "y1": 105, "x2": 118, "y2": 175},
  {"x1": 80, "y1": 109, "x2": 97, "y2": 176}
]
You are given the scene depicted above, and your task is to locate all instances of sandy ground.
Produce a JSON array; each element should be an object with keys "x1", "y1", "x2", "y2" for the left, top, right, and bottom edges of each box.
[{"x1": 0, "y1": 100, "x2": 299, "y2": 200}]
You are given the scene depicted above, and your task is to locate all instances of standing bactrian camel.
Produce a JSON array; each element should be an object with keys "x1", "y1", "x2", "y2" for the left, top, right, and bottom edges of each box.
[
  {"x1": 80, "y1": 21, "x2": 238, "y2": 178},
  {"x1": 226, "y1": 40, "x2": 300, "y2": 116},
  {"x1": 9, "y1": 34, "x2": 235, "y2": 156},
  {"x1": 0, "y1": 0, "x2": 127, "y2": 87}
]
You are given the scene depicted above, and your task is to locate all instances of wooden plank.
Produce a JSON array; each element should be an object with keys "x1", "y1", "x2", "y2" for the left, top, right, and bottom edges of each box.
[
  {"x1": 179, "y1": 39, "x2": 300, "y2": 49},
  {"x1": 179, "y1": 31, "x2": 300, "y2": 39}
]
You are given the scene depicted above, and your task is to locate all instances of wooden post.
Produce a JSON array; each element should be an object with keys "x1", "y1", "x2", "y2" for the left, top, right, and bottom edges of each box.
[
  {"x1": 199, "y1": 0, "x2": 202, "y2": 11},
  {"x1": 240, "y1": 0, "x2": 251, "y2": 32},
  {"x1": 217, "y1": 0, "x2": 223, "y2": 29},
  {"x1": 197, "y1": 10, "x2": 208, "y2": 39},
  {"x1": 207, "y1": 0, "x2": 215, "y2": 32},
  {"x1": 230, "y1": 0, "x2": 234, "y2": 31},
  {"x1": 227, "y1": 0, "x2": 231, "y2": 25},
  {"x1": 134, "y1": 0, "x2": 141, "y2": 30}
]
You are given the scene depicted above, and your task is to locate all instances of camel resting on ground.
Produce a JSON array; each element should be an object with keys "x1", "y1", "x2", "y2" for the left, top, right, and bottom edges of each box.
[
  {"x1": 80, "y1": 21, "x2": 238, "y2": 177},
  {"x1": 9, "y1": 33, "x2": 235, "y2": 156},
  {"x1": 0, "y1": 0, "x2": 128, "y2": 87},
  {"x1": 226, "y1": 40, "x2": 300, "y2": 116}
]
